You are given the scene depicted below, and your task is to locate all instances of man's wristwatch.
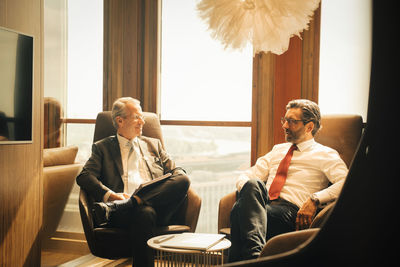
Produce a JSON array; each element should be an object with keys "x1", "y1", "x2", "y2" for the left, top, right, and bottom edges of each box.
[{"x1": 310, "y1": 193, "x2": 320, "y2": 205}]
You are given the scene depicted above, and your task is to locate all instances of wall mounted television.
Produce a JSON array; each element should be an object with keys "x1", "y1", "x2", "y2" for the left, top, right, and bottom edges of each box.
[{"x1": 0, "y1": 26, "x2": 34, "y2": 144}]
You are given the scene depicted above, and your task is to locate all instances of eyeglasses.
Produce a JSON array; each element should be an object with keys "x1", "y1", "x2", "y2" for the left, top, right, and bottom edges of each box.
[
  {"x1": 132, "y1": 114, "x2": 145, "y2": 121},
  {"x1": 281, "y1": 117, "x2": 305, "y2": 125}
]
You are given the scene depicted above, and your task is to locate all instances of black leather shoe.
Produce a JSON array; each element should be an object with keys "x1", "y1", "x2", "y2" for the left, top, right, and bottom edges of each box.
[
  {"x1": 92, "y1": 202, "x2": 113, "y2": 227},
  {"x1": 92, "y1": 198, "x2": 137, "y2": 227}
]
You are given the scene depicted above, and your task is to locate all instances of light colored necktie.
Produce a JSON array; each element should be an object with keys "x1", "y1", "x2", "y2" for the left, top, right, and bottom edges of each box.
[
  {"x1": 268, "y1": 144, "x2": 298, "y2": 200},
  {"x1": 125, "y1": 141, "x2": 140, "y2": 194}
]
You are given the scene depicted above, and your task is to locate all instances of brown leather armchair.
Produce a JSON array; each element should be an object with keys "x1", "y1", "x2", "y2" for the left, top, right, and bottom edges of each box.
[
  {"x1": 44, "y1": 97, "x2": 62, "y2": 148},
  {"x1": 42, "y1": 146, "x2": 83, "y2": 244},
  {"x1": 217, "y1": 115, "x2": 364, "y2": 238},
  {"x1": 79, "y1": 111, "x2": 202, "y2": 259}
]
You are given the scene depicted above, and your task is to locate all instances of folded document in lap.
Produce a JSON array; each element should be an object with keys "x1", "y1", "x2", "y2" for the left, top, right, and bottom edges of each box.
[
  {"x1": 159, "y1": 233, "x2": 226, "y2": 251},
  {"x1": 133, "y1": 173, "x2": 172, "y2": 195}
]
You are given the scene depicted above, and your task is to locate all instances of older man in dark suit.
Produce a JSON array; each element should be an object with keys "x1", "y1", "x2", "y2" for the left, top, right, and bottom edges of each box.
[{"x1": 76, "y1": 97, "x2": 190, "y2": 267}]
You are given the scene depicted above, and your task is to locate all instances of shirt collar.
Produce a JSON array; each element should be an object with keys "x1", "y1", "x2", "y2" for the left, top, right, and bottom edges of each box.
[
  {"x1": 295, "y1": 138, "x2": 315, "y2": 152},
  {"x1": 117, "y1": 134, "x2": 138, "y2": 148}
]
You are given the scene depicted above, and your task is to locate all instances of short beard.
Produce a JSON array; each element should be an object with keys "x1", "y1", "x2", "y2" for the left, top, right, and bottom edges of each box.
[{"x1": 285, "y1": 129, "x2": 301, "y2": 143}]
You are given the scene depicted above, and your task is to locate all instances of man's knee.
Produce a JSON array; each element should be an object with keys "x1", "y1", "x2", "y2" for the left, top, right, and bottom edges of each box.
[
  {"x1": 238, "y1": 178, "x2": 268, "y2": 206},
  {"x1": 178, "y1": 174, "x2": 191, "y2": 189},
  {"x1": 172, "y1": 173, "x2": 190, "y2": 192},
  {"x1": 136, "y1": 206, "x2": 156, "y2": 226},
  {"x1": 241, "y1": 178, "x2": 266, "y2": 195},
  {"x1": 231, "y1": 179, "x2": 263, "y2": 220}
]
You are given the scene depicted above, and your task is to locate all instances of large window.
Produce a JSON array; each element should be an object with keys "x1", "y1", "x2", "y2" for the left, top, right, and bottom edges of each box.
[
  {"x1": 319, "y1": 0, "x2": 371, "y2": 120},
  {"x1": 61, "y1": 0, "x2": 104, "y2": 233},
  {"x1": 67, "y1": 0, "x2": 103, "y2": 119},
  {"x1": 55, "y1": 0, "x2": 253, "y2": 235},
  {"x1": 161, "y1": 0, "x2": 253, "y2": 233},
  {"x1": 161, "y1": 0, "x2": 252, "y2": 121},
  {"x1": 66, "y1": 0, "x2": 103, "y2": 162}
]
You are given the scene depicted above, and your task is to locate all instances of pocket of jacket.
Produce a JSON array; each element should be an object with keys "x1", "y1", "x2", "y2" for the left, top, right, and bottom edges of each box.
[{"x1": 144, "y1": 156, "x2": 163, "y2": 171}]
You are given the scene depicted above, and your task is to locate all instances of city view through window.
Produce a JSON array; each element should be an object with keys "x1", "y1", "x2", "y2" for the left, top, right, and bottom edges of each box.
[{"x1": 161, "y1": 126, "x2": 251, "y2": 233}]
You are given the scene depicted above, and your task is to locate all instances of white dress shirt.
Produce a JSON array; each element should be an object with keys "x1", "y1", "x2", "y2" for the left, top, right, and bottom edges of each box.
[
  {"x1": 236, "y1": 138, "x2": 348, "y2": 208},
  {"x1": 103, "y1": 134, "x2": 152, "y2": 201}
]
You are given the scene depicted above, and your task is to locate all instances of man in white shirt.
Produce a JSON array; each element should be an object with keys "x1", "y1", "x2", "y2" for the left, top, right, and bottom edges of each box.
[
  {"x1": 229, "y1": 99, "x2": 348, "y2": 262},
  {"x1": 77, "y1": 97, "x2": 190, "y2": 267}
]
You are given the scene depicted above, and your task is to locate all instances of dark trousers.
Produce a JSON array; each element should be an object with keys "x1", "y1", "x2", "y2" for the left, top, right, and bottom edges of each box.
[
  {"x1": 109, "y1": 173, "x2": 190, "y2": 267},
  {"x1": 229, "y1": 178, "x2": 299, "y2": 262}
]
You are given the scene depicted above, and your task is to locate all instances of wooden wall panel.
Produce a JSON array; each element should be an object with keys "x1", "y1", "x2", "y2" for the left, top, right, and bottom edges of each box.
[
  {"x1": 0, "y1": 0, "x2": 43, "y2": 266},
  {"x1": 103, "y1": 0, "x2": 124, "y2": 110},
  {"x1": 142, "y1": 0, "x2": 160, "y2": 113},
  {"x1": 252, "y1": 5, "x2": 321, "y2": 160},
  {"x1": 123, "y1": 0, "x2": 142, "y2": 102},
  {"x1": 103, "y1": 0, "x2": 160, "y2": 112},
  {"x1": 301, "y1": 6, "x2": 321, "y2": 103},
  {"x1": 251, "y1": 52, "x2": 275, "y2": 164},
  {"x1": 273, "y1": 37, "x2": 303, "y2": 145}
]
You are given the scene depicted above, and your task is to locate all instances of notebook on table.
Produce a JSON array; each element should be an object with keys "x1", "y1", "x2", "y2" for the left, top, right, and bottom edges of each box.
[{"x1": 159, "y1": 233, "x2": 226, "y2": 251}]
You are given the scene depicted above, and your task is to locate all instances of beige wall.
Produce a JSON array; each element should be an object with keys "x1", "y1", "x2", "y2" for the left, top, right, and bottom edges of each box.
[{"x1": 0, "y1": 0, "x2": 43, "y2": 266}]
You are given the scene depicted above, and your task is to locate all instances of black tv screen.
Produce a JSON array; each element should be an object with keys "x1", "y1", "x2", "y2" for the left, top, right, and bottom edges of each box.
[{"x1": 0, "y1": 27, "x2": 33, "y2": 144}]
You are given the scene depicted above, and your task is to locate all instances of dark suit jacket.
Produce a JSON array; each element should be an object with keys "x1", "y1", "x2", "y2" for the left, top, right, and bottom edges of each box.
[{"x1": 76, "y1": 135, "x2": 185, "y2": 202}]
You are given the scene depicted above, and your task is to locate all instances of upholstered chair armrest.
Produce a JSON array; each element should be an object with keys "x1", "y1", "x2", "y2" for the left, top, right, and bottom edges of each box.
[
  {"x1": 218, "y1": 191, "x2": 237, "y2": 235},
  {"x1": 79, "y1": 189, "x2": 96, "y2": 252},
  {"x1": 42, "y1": 145, "x2": 81, "y2": 240},
  {"x1": 43, "y1": 163, "x2": 83, "y2": 239},
  {"x1": 260, "y1": 228, "x2": 320, "y2": 258},
  {"x1": 310, "y1": 201, "x2": 336, "y2": 228},
  {"x1": 173, "y1": 187, "x2": 202, "y2": 233},
  {"x1": 184, "y1": 187, "x2": 202, "y2": 232}
]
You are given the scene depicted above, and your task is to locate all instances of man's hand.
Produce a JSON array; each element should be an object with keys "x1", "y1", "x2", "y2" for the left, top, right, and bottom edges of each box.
[
  {"x1": 108, "y1": 192, "x2": 129, "y2": 201},
  {"x1": 296, "y1": 198, "x2": 318, "y2": 230}
]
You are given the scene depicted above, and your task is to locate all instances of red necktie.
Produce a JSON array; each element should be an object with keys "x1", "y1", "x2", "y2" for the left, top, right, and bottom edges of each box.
[{"x1": 268, "y1": 144, "x2": 297, "y2": 200}]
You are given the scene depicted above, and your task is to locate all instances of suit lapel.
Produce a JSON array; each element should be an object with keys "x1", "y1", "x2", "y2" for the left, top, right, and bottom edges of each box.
[
  {"x1": 110, "y1": 136, "x2": 123, "y2": 177},
  {"x1": 137, "y1": 137, "x2": 155, "y2": 179}
]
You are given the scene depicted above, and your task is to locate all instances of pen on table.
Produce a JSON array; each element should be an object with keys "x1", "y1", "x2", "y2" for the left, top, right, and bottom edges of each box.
[{"x1": 154, "y1": 235, "x2": 174, "y2": 244}]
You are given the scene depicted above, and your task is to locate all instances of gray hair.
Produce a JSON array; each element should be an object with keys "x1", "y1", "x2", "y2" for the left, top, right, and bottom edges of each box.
[
  {"x1": 111, "y1": 97, "x2": 141, "y2": 129},
  {"x1": 286, "y1": 99, "x2": 321, "y2": 136}
]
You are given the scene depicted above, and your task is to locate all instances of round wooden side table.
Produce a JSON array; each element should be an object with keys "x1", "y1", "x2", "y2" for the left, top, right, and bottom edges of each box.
[{"x1": 147, "y1": 234, "x2": 231, "y2": 266}]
